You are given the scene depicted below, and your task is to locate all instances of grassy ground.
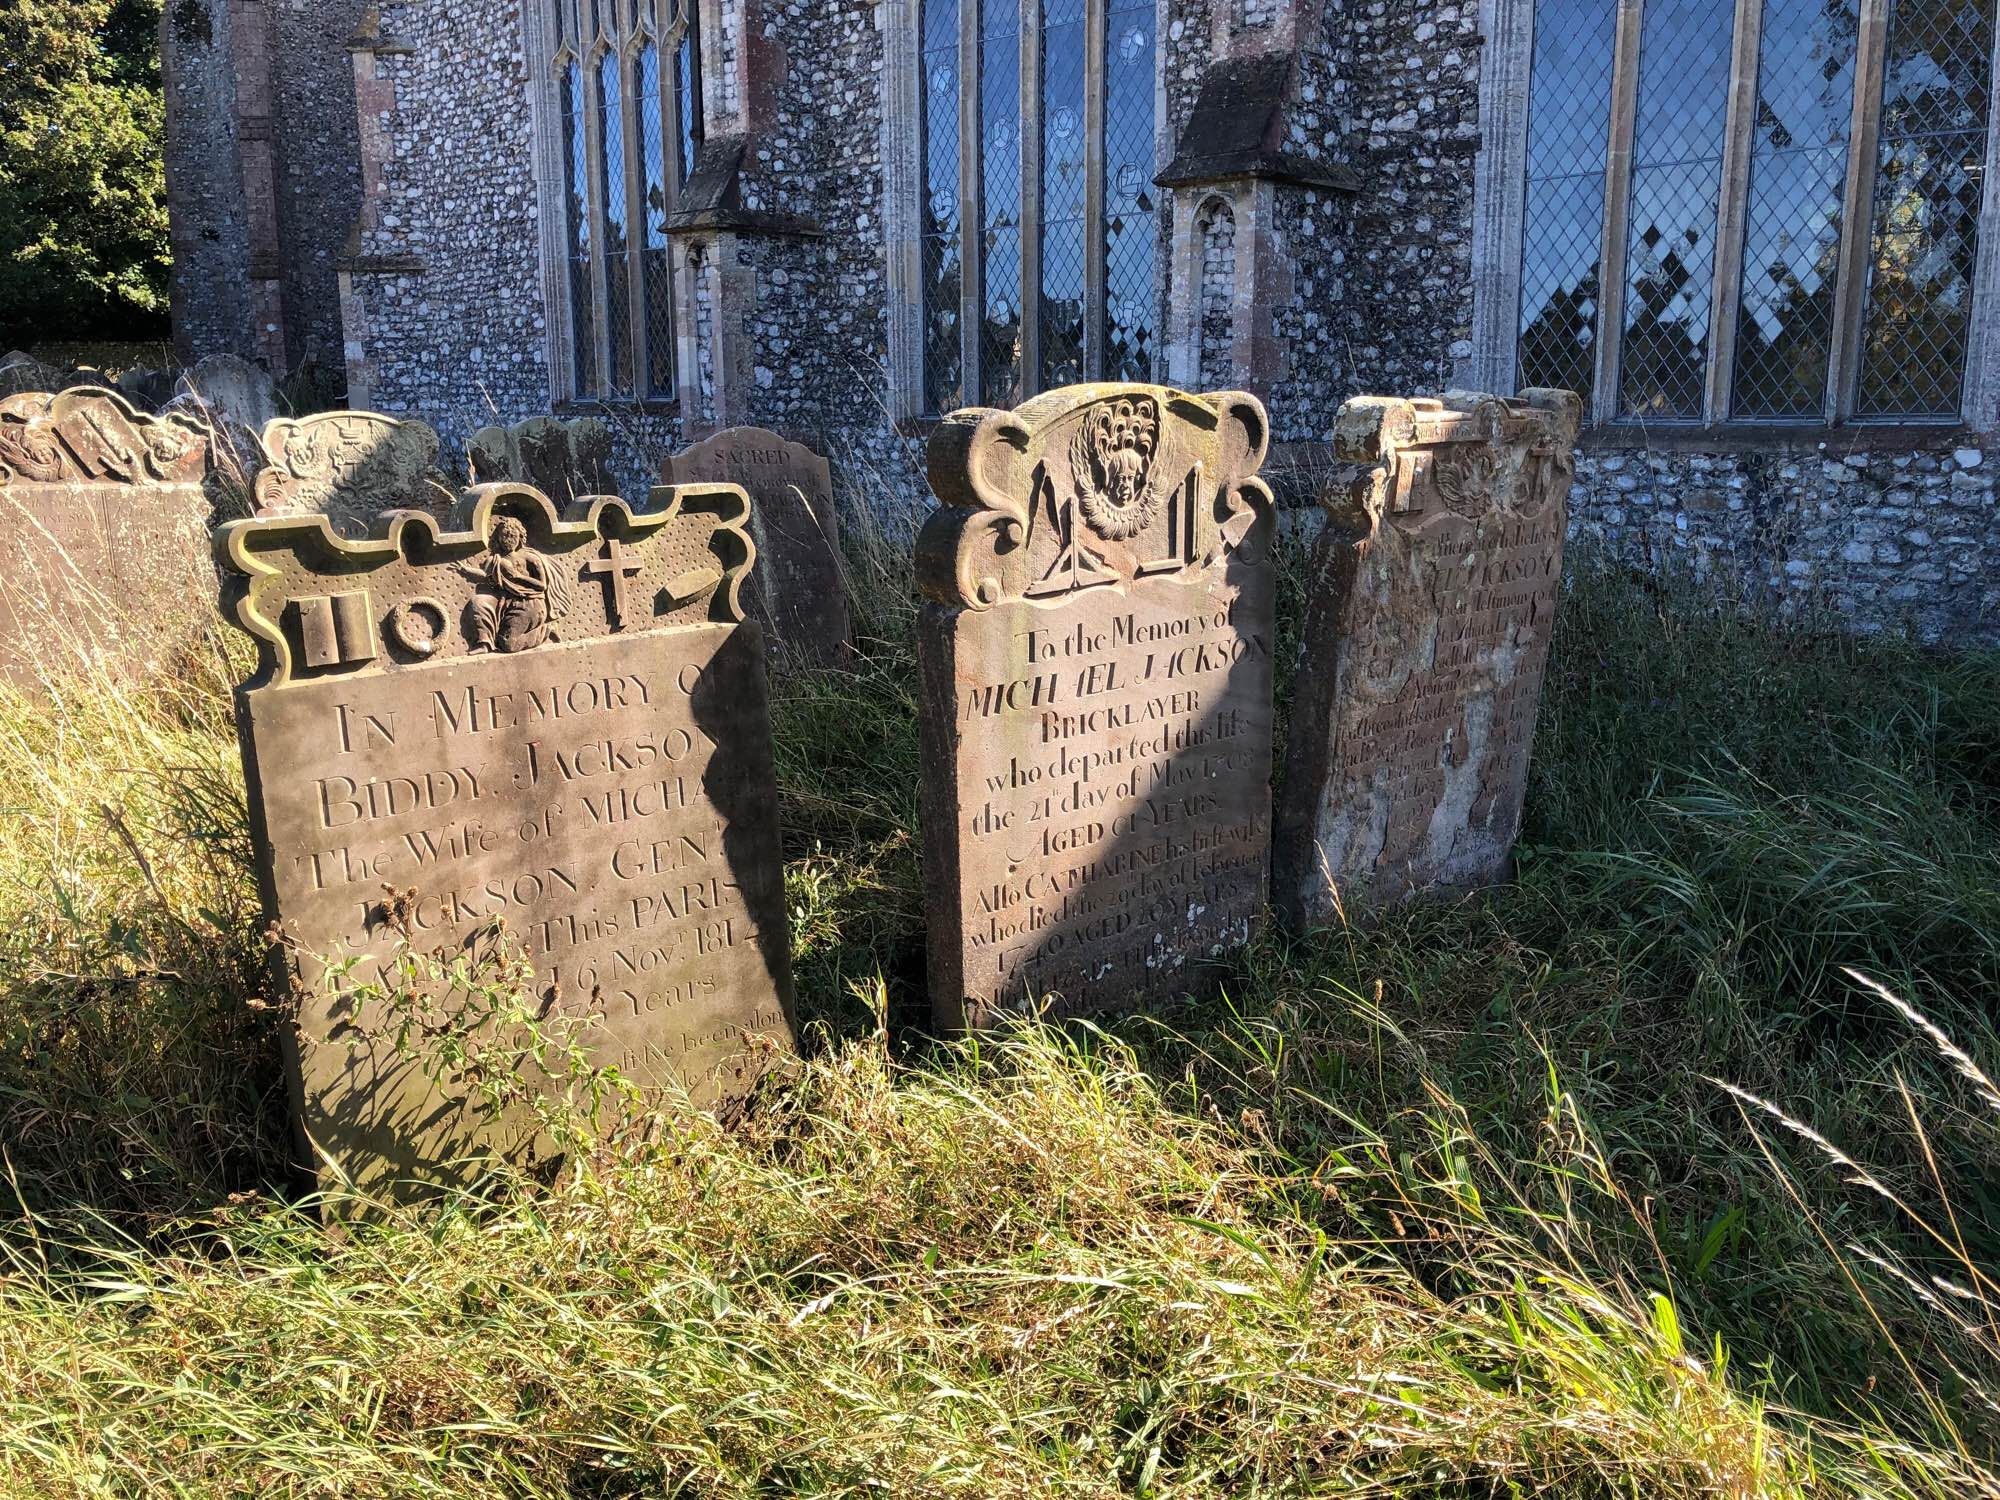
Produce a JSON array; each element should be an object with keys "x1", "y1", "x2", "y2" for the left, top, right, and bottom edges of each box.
[{"x1": 0, "y1": 519, "x2": 1996, "y2": 1496}]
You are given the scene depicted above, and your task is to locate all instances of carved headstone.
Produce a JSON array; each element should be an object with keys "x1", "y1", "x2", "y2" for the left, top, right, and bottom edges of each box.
[
  {"x1": 0, "y1": 387, "x2": 213, "y2": 685},
  {"x1": 253, "y1": 410, "x2": 452, "y2": 538},
  {"x1": 916, "y1": 384, "x2": 1277, "y2": 1031},
  {"x1": 468, "y1": 415, "x2": 616, "y2": 508},
  {"x1": 663, "y1": 427, "x2": 849, "y2": 669},
  {"x1": 1274, "y1": 389, "x2": 1582, "y2": 926},
  {"x1": 214, "y1": 480, "x2": 797, "y2": 1195}
]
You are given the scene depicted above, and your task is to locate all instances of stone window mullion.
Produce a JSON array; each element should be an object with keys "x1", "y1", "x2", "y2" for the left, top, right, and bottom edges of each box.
[
  {"x1": 1083, "y1": 0, "x2": 1108, "y2": 381},
  {"x1": 1703, "y1": 0, "x2": 1764, "y2": 424},
  {"x1": 1829, "y1": 0, "x2": 1891, "y2": 422},
  {"x1": 1020, "y1": 0, "x2": 1043, "y2": 396},
  {"x1": 1591, "y1": 0, "x2": 1645, "y2": 427}
]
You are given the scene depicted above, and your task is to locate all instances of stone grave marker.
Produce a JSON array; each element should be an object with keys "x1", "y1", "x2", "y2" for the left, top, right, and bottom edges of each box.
[
  {"x1": 253, "y1": 410, "x2": 453, "y2": 537},
  {"x1": 916, "y1": 383, "x2": 1277, "y2": 1031},
  {"x1": 1273, "y1": 389, "x2": 1581, "y2": 926},
  {"x1": 469, "y1": 415, "x2": 616, "y2": 508},
  {"x1": 215, "y1": 479, "x2": 796, "y2": 1194},
  {"x1": 663, "y1": 427, "x2": 849, "y2": 669},
  {"x1": 0, "y1": 386, "x2": 213, "y2": 686}
]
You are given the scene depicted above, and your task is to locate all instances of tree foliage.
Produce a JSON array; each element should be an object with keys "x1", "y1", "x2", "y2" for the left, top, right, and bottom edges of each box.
[{"x1": 0, "y1": 0, "x2": 170, "y2": 340}]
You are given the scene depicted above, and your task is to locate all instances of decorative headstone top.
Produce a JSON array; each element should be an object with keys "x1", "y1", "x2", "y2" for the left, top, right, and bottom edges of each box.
[
  {"x1": 252, "y1": 410, "x2": 453, "y2": 537},
  {"x1": 1328, "y1": 389, "x2": 1582, "y2": 533},
  {"x1": 919, "y1": 382, "x2": 1274, "y2": 610},
  {"x1": 468, "y1": 415, "x2": 616, "y2": 507},
  {"x1": 0, "y1": 386, "x2": 209, "y2": 486},
  {"x1": 218, "y1": 479, "x2": 752, "y2": 690}
]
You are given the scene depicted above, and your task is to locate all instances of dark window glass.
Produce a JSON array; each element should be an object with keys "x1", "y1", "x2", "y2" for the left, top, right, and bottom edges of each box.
[
  {"x1": 979, "y1": 0, "x2": 1023, "y2": 406},
  {"x1": 1518, "y1": 0, "x2": 1619, "y2": 403},
  {"x1": 1732, "y1": 0, "x2": 1859, "y2": 418},
  {"x1": 1857, "y1": 0, "x2": 1995, "y2": 417},
  {"x1": 564, "y1": 59, "x2": 596, "y2": 396},
  {"x1": 921, "y1": 0, "x2": 964, "y2": 413},
  {"x1": 1102, "y1": 0, "x2": 1156, "y2": 382},
  {"x1": 676, "y1": 2, "x2": 701, "y2": 185},
  {"x1": 598, "y1": 49, "x2": 634, "y2": 396},
  {"x1": 638, "y1": 41, "x2": 675, "y2": 398},
  {"x1": 1618, "y1": 0, "x2": 1737, "y2": 420}
]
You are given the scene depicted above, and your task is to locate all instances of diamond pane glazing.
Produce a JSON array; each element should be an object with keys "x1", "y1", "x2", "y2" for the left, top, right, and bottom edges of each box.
[
  {"x1": 1857, "y1": 0, "x2": 1995, "y2": 418},
  {"x1": 921, "y1": 0, "x2": 963, "y2": 413},
  {"x1": 676, "y1": 7, "x2": 699, "y2": 185},
  {"x1": 638, "y1": 42, "x2": 675, "y2": 398},
  {"x1": 1618, "y1": 0, "x2": 1736, "y2": 420},
  {"x1": 1101, "y1": 0, "x2": 1157, "y2": 383},
  {"x1": 1039, "y1": 0, "x2": 1087, "y2": 390},
  {"x1": 979, "y1": 0, "x2": 1022, "y2": 406},
  {"x1": 1519, "y1": 0, "x2": 1618, "y2": 403},
  {"x1": 1732, "y1": 0, "x2": 1858, "y2": 418},
  {"x1": 564, "y1": 60, "x2": 596, "y2": 397},
  {"x1": 598, "y1": 50, "x2": 634, "y2": 397}
]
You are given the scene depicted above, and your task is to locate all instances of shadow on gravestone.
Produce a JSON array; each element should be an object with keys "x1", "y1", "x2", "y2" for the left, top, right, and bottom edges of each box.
[
  {"x1": 213, "y1": 478, "x2": 798, "y2": 1201},
  {"x1": 1272, "y1": 388, "x2": 1583, "y2": 929},
  {"x1": 916, "y1": 384, "x2": 1279, "y2": 1032},
  {"x1": 0, "y1": 386, "x2": 216, "y2": 688},
  {"x1": 662, "y1": 427, "x2": 850, "y2": 671},
  {"x1": 252, "y1": 409, "x2": 456, "y2": 539},
  {"x1": 467, "y1": 415, "x2": 616, "y2": 509}
]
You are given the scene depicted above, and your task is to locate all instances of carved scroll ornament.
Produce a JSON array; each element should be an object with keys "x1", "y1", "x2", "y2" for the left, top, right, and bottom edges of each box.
[
  {"x1": 918, "y1": 382, "x2": 1276, "y2": 611},
  {"x1": 0, "y1": 387, "x2": 208, "y2": 486}
]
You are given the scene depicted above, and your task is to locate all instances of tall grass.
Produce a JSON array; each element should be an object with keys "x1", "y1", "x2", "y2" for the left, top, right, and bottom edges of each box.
[{"x1": 0, "y1": 515, "x2": 1995, "y2": 1494}]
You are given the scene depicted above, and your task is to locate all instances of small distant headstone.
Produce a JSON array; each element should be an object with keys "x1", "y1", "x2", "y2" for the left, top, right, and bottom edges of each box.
[
  {"x1": 663, "y1": 427, "x2": 848, "y2": 669},
  {"x1": 188, "y1": 352, "x2": 281, "y2": 436},
  {"x1": 253, "y1": 410, "x2": 453, "y2": 537},
  {"x1": 215, "y1": 479, "x2": 797, "y2": 1195},
  {"x1": 0, "y1": 387, "x2": 212, "y2": 685},
  {"x1": 0, "y1": 352, "x2": 66, "y2": 399},
  {"x1": 916, "y1": 383, "x2": 1278, "y2": 1031},
  {"x1": 1273, "y1": 389, "x2": 1582, "y2": 925},
  {"x1": 115, "y1": 366, "x2": 177, "y2": 412},
  {"x1": 468, "y1": 415, "x2": 616, "y2": 507}
]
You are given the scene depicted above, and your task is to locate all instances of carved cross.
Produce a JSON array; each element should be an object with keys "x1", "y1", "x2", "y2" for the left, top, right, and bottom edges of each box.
[{"x1": 584, "y1": 537, "x2": 644, "y2": 628}]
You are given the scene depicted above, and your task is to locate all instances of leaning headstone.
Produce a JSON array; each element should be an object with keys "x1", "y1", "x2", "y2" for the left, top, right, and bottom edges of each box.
[
  {"x1": 663, "y1": 427, "x2": 849, "y2": 669},
  {"x1": 916, "y1": 383, "x2": 1278, "y2": 1031},
  {"x1": 1273, "y1": 389, "x2": 1582, "y2": 926},
  {"x1": 0, "y1": 387, "x2": 213, "y2": 686},
  {"x1": 468, "y1": 415, "x2": 615, "y2": 508},
  {"x1": 215, "y1": 479, "x2": 797, "y2": 1195},
  {"x1": 188, "y1": 353, "x2": 281, "y2": 435},
  {"x1": 0, "y1": 352, "x2": 66, "y2": 398},
  {"x1": 253, "y1": 409, "x2": 453, "y2": 537}
]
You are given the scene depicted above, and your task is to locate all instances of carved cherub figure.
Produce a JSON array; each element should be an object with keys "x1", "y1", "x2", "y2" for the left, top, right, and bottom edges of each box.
[{"x1": 460, "y1": 515, "x2": 573, "y2": 653}]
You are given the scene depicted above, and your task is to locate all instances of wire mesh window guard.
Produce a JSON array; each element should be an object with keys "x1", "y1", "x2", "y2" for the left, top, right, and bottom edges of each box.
[
  {"x1": 918, "y1": 0, "x2": 1160, "y2": 415},
  {"x1": 1518, "y1": 0, "x2": 1998, "y2": 426},
  {"x1": 548, "y1": 0, "x2": 701, "y2": 402}
]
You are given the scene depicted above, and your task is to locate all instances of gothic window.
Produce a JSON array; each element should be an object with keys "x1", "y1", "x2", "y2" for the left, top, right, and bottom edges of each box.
[
  {"x1": 916, "y1": 0, "x2": 1160, "y2": 416},
  {"x1": 1516, "y1": 0, "x2": 1997, "y2": 426},
  {"x1": 548, "y1": 0, "x2": 703, "y2": 402}
]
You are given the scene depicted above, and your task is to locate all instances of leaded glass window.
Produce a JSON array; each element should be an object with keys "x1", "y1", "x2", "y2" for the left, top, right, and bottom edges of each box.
[
  {"x1": 1517, "y1": 0, "x2": 1998, "y2": 426},
  {"x1": 545, "y1": 0, "x2": 701, "y2": 403},
  {"x1": 916, "y1": 0, "x2": 1161, "y2": 415}
]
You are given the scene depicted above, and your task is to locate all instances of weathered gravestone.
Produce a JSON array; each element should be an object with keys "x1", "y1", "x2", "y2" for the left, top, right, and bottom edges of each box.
[
  {"x1": 663, "y1": 427, "x2": 849, "y2": 669},
  {"x1": 0, "y1": 387, "x2": 213, "y2": 686},
  {"x1": 469, "y1": 415, "x2": 616, "y2": 508},
  {"x1": 253, "y1": 410, "x2": 453, "y2": 537},
  {"x1": 916, "y1": 383, "x2": 1277, "y2": 1031},
  {"x1": 215, "y1": 480, "x2": 796, "y2": 1194},
  {"x1": 1273, "y1": 389, "x2": 1581, "y2": 926}
]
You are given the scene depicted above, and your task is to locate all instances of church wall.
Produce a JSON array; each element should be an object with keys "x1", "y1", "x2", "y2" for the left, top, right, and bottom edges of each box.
[{"x1": 272, "y1": 0, "x2": 367, "y2": 375}]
